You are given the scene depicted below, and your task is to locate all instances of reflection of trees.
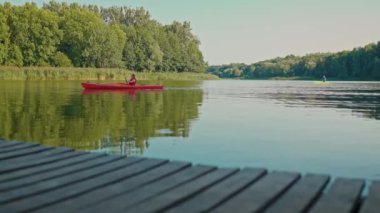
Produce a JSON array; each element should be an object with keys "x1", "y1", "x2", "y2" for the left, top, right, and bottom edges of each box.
[{"x1": 0, "y1": 81, "x2": 203, "y2": 155}]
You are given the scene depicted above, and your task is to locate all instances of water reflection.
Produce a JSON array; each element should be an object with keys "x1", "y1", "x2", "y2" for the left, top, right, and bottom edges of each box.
[
  {"x1": 254, "y1": 82, "x2": 380, "y2": 120},
  {"x1": 82, "y1": 88, "x2": 164, "y2": 95},
  {"x1": 81, "y1": 89, "x2": 164, "y2": 102},
  {"x1": 0, "y1": 81, "x2": 203, "y2": 155},
  {"x1": 1, "y1": 80, "x2": 380, "y2": 160}
]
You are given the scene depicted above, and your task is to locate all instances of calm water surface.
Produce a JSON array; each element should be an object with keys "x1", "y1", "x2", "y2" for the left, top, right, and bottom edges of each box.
[{"x1": 1, "y1": 80, "x2": 380, "y2": 180}]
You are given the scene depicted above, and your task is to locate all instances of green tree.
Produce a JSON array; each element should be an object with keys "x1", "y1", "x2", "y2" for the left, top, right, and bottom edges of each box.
[
  {"x1": 161, "y1": 21, "x2": 206, "y2": 72},
  {"x1": 60, "y1": 7, "x2": 125, "y2": 68},
  {"x1": 6, "y1": 3, "x2": 62, "y2": 66},
  {"x1": 51, "y1": 51, "x2": 73, "y2": 67},
  {"x1": 60, "y1": 7, "x2": 102, "y2": 67},
  {"x1": 0, "y1": 4, "x2": 10, "y2": 64},
  {"x1": 2, "y1": 2, "x2": 206, "y2": 72},
  {"x1": 123, "y1": 25, "x2": 162, "y2": 71},
  {"x1": 208, "y1": 41, "x2": 380, "y2": 80},
  {"x1": 6, "y1": 44, "x2": 23, "y2": 66}
]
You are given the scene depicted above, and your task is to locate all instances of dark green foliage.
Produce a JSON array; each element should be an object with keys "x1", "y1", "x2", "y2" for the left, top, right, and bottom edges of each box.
[
  {"x1": 6, "y1": 44, "x2": 23, "y2": 66},
  {"x1": 6, "y1": 3, "x2": 62, "y2": 66},
  {"x1": 0, "y1": 4, "x2": 10, "y2": 64},
  {"x1": 51, "y1": 51, "x2": 73, "y2": 67},
  {"x1": 153, "y1": 21, "x2": 206, "y2": 73},
  {"x1": 209, "y1": 43, "x2": 380, "y2": 80},
  {"x1": 0, "y1": 2, "x2": 206, "y2": 73},
  {"x1": 59, "y1": 7, "x2": 125, "y2": 68},
  {"x1": 89, "y1": 6, "x2": 206, "y2": 72},
  {"x1": 122, "y1": 25, "x2": 163, "y2": 71}
]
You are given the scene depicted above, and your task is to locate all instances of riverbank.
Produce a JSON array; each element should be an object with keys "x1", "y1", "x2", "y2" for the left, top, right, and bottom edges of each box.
[{"x1": 0, "y1": 66, "x2": 219, "y2": 81}]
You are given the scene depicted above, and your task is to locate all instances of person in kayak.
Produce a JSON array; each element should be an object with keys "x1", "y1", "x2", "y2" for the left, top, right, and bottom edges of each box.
[
  {"x1": 322, "y1": 75, "x2": 327, "y2": 82},
  {"x1": 128, "y1": 74, "x2": 137, "y2": 86}
]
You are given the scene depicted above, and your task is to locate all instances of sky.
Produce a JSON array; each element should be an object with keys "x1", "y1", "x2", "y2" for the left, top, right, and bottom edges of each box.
[{"x1": 5, "y1": 0, "x2": 380, "y2": 65}]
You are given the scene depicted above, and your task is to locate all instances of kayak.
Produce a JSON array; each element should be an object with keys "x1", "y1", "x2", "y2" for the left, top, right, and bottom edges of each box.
[{"x1": 81, "y1": 82, "x2": 164, "y2": 90}]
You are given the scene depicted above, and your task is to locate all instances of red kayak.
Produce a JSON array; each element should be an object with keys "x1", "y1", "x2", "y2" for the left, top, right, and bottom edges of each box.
[{"x1": 81, "y1": 82, "x2": 164, "y2": 90}]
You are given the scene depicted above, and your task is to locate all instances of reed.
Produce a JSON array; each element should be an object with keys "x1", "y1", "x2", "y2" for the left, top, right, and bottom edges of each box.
[{"x1": 0, "y1": 66, "x2": 219, "y2": 81}]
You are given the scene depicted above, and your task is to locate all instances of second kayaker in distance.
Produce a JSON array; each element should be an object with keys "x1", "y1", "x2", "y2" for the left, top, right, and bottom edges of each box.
[
  {"x1": 128, "y1": 74, "x2": 137, "y2": 86},
  {"x1": 322, "y1": 75, "x2": 327, "y2": 82}
]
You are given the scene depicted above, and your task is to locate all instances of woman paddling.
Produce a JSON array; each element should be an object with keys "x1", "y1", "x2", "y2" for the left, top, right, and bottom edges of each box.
[{"x1": 128, "y1": 74, "x2": 137, "y2": 86}]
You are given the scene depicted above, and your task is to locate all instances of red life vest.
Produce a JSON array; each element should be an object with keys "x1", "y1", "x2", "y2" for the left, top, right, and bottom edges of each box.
[{"x1": 129, "y1": 78, "x2": 136, "y2": 86}]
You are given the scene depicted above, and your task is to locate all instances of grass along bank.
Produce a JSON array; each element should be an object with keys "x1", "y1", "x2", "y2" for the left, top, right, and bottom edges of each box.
[{"x1": 0, "y1": 66, "x2": 219, "y2": 81}]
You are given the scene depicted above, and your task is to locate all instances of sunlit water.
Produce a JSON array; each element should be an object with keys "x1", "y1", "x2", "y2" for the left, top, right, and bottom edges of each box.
[{"x1": 1, "y1": 80, "x2": 380, "y2": 181}]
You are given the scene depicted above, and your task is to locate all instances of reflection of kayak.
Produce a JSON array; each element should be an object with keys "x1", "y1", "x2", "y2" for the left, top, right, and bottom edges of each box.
[
  {"x1": 81, "y1": 82, "x2": 164, "y2": 90},
  {"x1": 313, "y1": 81, "x2": 331, "y2": 85},
  {"x1": 82, "y1": 88, "x2": 163, "y2": 95}
]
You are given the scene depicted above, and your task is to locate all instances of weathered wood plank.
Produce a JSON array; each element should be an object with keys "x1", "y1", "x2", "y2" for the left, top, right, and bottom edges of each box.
[
  {"x1": 0, "y1": 152, "x2": 96, "y2": 191},
  {"x1": 41, "y1": 161, "x2": 191, "y2": 212},
  {"x1": 212, "y1": 171, "x2": 300, "y2": 213},
  {"x1": 0, "y1": 145, "x2": 53, "y2": 161},
  {"x1": 0, "y1": 148, "x2": 74, "y2": 171},
  {"x1": 167, "y1": 168, "x2": 267, "y2": 213},
  {"x1": 1, "y1": 147, "x2": 72, "y2": 164},
  {"x1": 0, "y1": 143, "x2": 38, "y2": 154},
  {"x1": 309, "y1": 178, "x2": 364, "y2": 213},
  {"x1": 0, "y1": 152, "x2": 103, "y2": 183},
  {"x1": 0, "y1": 141, "x2": 25, "y2": 149},
  {"x1": 264, "y1": 174, "x2": 330, "y2": 213},
  {"x1": 126, "y1": 168, "x2": 241, "y2": 213},
  {"x1": 0, "y1": 156, "x2": 138, "y2": 204},
  {"x1": 2, "y1": 159, "x2": 167, "y2": 212},
  {"x1": 0, "y1": 147, "x2": 73, "y2": 165},
  {"x1": 80, "y1": 165, "x2": 216, "y2": 213},
  {"x1": 360, "y1": 181, "x2": 380, "y2": 213}
]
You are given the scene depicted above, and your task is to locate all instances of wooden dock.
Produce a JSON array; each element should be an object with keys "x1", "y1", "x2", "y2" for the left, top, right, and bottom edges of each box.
[{"x1": 0, "y1": 140, "x2": 379, "y2": 213}]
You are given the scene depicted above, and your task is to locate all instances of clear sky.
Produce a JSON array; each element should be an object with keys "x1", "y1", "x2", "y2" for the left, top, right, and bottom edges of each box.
[{"x1": 5, "y1": 0, "x2": 380, "y2": 65}]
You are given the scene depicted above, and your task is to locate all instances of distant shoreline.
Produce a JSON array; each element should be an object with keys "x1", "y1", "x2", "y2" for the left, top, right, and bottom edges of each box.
[{"x1": 220, "y1": 76, "x2": 380, "y2": 81}]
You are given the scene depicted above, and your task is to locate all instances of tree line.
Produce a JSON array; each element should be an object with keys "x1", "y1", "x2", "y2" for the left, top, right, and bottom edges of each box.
[
  {"x1": 0, "y1": 2, "x2": 206, "y2": 72},
  {"x1": 208, "y1": 42, "x2": 380, "y2": 80}
]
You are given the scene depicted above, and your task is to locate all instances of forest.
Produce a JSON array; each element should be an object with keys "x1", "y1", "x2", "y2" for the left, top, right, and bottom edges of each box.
[
  {"x1": 0, "y1": 2, "x2": 206, "y2": 73},
  {"x1": 208, "y1": 42, "x2": 380, "y2": 80}
]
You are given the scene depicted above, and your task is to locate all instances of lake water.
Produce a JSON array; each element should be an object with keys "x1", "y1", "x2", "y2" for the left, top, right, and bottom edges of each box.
[{"x1": 1, "y1": 80, "x2": 380, "y2": 180}]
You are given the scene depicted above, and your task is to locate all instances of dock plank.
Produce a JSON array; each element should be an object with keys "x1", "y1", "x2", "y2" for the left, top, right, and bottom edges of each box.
[
  {"x1": 0, "y1": 149, "x2": 75, "y2": 174},
  {"x1": 0, "y1": 152, "x2": 103, "y2": 183},
  {"x1": 1, "y1": 147, "x2": 72, "y2": 164},
  {"x1": 264, "y1": 174, "x2": 330, "y2": 213},
  {"x1": 0, "y1": 152, "x2": 97, "y2": 191},
  {"x1": 212, "y1": 171, "x2": 300, "y2": 213},
  {"x1": 40, "y1": 161, "x2": 191, "y2": 212},
  {"x1": 309, "y1": 178, "x2": 364, "y2": 213},
  {"x1": 360, "y1": 181, "x2": 380, "y2": 213},
  {"x1": 80, "y1": 165, "x2": 216, "y2": 213},
  {"x1": 0, "y1": 143, "x2": 39, "y2": 154},
  {"x1": 167, "y1": 168, "x2": 267, "y2": 213},
  {"x1": 2, "y1": 159, "x2": 167, "y2": 212},
  {"x1": 0, "y1": 156, "x2": 139, "y2": 204},
  {"x1": 0, "y1": 141, "x2": 26, "y2": 149},
  {"x1": 126, "y1": 168, "x2": 239, "y2": 212},
  {"x1": 0, "y1": 145, "x2": 53, "y2": 161}
]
